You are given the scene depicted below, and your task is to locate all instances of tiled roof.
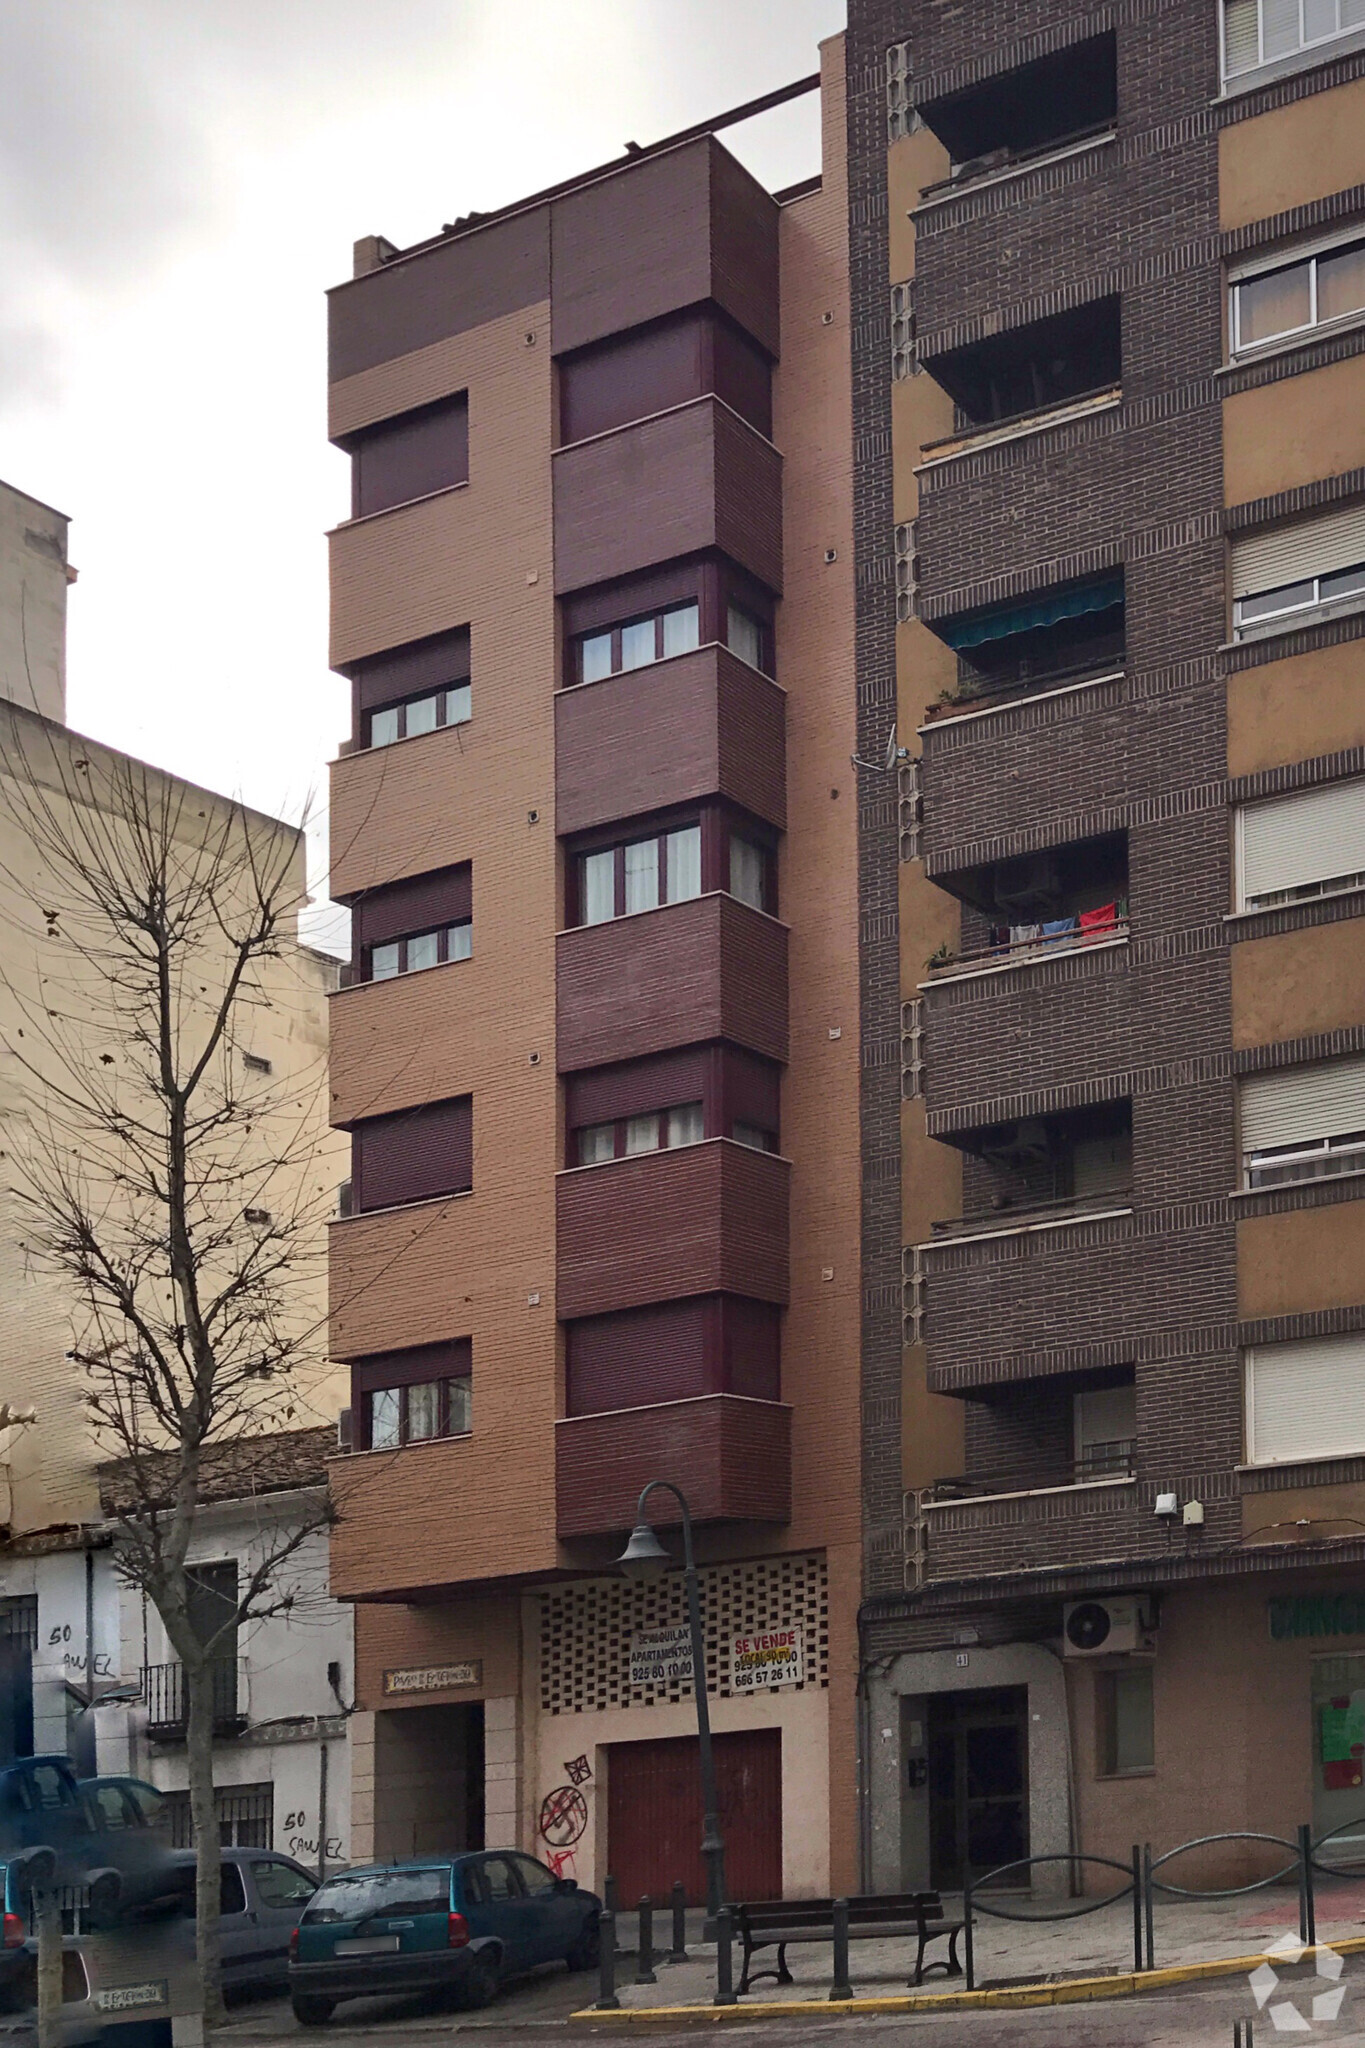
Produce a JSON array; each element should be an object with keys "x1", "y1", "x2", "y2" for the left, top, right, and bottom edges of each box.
[{"x1": 97, "y1": 1426, "x2": 334, "y2": 1518}]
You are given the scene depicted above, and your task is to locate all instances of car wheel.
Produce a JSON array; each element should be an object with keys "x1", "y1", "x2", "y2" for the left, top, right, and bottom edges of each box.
[
  {"x1": 566, "y1": 1919, "x2": 601, "y2": 1972},
  {"x1": 291, "y1": 1996, "x2": 335, "y2": 2026},
  {"x1": 454, "y1": 1953, "x2": 500, "y2": 2011}
]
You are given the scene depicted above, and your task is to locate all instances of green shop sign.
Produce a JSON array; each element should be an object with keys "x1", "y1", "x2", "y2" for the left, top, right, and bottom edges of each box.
[{"x1": 1268, "y1": 1595, "x2": 1365, "y2": 1641}]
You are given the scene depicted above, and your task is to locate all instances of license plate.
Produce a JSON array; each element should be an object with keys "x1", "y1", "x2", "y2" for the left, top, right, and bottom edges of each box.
[{"x1": 334, "y1": 1936, "x2": 400, "y2": 1956}]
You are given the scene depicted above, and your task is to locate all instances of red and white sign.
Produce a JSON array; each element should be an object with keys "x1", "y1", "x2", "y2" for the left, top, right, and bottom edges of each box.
[{"x1": 730, "y1": 1626, "x2": 804, "y2": 1692}]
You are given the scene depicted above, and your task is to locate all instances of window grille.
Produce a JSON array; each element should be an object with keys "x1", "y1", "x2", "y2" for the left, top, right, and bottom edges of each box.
[
  {"x1": 538, "y1": 1555, "x2": 828, "y2": 1715},
  {"x1": 0, "y1": 1597, "x2": 38, "y2": 1649},
  {"x1": 891, "y1": 282, "x2": 916, "y2": 380},
  {"x1": 887, "y1": 43, "x2": 916, "y2": 142},
  {"x1": 898, "y1": 756, "x2": 922, "y2": 863},
  {"x1": 894, "y1": 522, "x2": 917, "y2": 625},
  {"x1": 902, "y1": 1244, "x2": 926, "y2": 1348},
  {"x1": 164, "y1": 1781, "x2": 274, "y2": 1850},
  {"x1": 901, "y1": 999, "x2": 925, "y2": 1099}
]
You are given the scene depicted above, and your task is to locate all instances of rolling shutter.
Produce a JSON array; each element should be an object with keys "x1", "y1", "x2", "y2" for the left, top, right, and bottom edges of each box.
[
  {"x1": 1231, "y1": 501, "x2": 1365, "y2": 598},
  {"x1": 1241, "y1": 1056, "x2": 1365, "y2": 1151},
  {"x1": 350, "y1": 1096, "x2": 472, "y2": 1212},
  {"x1": 1223, "y1": 0, "x2": 1260, "y2": 72},
  {"x1": 1249, "y1": 1334, "x2": 1365, "y2": 1463},
  {"x1": 1238, "y1": 776, "x2": 1365, "y2": 902}
]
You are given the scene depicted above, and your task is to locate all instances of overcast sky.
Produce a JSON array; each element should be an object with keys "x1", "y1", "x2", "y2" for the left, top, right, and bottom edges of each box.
[{"x1": 0, "y1": 0, "x2": 842, "y2": 949}]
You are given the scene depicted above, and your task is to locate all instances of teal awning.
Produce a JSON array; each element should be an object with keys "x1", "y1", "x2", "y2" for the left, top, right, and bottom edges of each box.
[{"x1": 939, "y1": 574, "x2": 1124, "y2": 650}]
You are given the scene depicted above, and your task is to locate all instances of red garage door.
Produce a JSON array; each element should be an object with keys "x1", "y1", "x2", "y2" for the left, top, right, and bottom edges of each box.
[{"x1": 606, "y1": 1727, "x2": 782, "y2": 1907}]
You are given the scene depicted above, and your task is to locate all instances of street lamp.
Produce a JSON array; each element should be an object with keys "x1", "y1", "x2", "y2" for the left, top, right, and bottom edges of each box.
[{"x1": 617, "y1": 1479, "x2": 727, "y2": 1918}]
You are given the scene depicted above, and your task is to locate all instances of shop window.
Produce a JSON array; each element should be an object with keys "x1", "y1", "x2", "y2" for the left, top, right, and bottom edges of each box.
[{"x1": 1096, "y1": 1667, "x2": 1154, "y2": 1776}]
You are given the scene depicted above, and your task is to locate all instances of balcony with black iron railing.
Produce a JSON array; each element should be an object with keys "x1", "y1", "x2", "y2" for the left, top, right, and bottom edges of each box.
[
  {"x1": 141, "y1": 1659, "x2": 247, "y2": 1742},
  {"x1": 925, "y1": 1439, "x2": 1137, "y2": 1503}
]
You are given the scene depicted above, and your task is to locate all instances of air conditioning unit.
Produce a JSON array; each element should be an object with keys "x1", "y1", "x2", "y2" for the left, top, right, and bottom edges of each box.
[{"x1": 1062, "y1": 1596, "x2": 1154, "y2": 1658}]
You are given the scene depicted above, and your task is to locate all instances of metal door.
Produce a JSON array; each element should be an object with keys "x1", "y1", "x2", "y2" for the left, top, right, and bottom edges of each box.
[
  {"x1": 928, "y1": 1687, "x2": 1029, "y2": 1889},
  {"x1": 606, "y1": 1728, "x2": 782, "y2": 1907}
]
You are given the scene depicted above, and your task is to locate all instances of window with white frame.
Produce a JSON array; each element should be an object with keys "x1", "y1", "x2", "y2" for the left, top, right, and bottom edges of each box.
[
  {"x1": 1074, "y1": 1384, "x2": 1137, "y2": 1479},
  {"x1": 1223, "y1": 0, "x2": 1365, "y2": 82},
  {"x1": 1232, "y1": 503, "x2": 1365, "y2": 638},
  {"x1": 1246, "y1": 1332, "x2": 1365, "y2": 1463},
  {"x1": 1235, "y1": 776, "x2": 1365, "y2": 910},
  {"x1": 1231, "y1": 233, "x2": 1365, "y2": 353},
  {"x1": 1240, "y1": 1055, "x2": 1365, "y2": 1187}
]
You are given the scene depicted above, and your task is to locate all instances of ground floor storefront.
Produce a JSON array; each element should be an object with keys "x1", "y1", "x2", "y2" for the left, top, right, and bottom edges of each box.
[
  {"x1": 865, "y1": 1565, "x2": 1365, "y2": 1895},
  {"x1": 350, "y1": 1546, "x2": 860, "y2": 1900}
]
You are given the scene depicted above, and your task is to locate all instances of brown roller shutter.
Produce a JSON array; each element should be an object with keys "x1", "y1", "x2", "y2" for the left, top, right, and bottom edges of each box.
[
  {"x1": 349, "y1": 627, "x2": 470, "y2": 714},
  {"x1": 352, "y1": 1340, "x2": 472, "y2": 1394},
  {"x1": 566, "y1": 1298, "x2": 714, "y2": 1414},
  {"x1": 559, "y1": 311, "x2": 707, "y2": 446},
  {"x1": 349, "y1": 393, "x2": 469, "y2": 518},
  {"x1": 351, "y1": 1097, "x2": 472, "y2": 1212},
  {"x1": 566, "y1": 1049, "x2": 713, "y2": 1129},
  {"x1": 721, "y1": 1297, "x2": 781, "y2": 1400},
  {"x1": 351, "y1": 864, "x2": 473, "y2": 946}
]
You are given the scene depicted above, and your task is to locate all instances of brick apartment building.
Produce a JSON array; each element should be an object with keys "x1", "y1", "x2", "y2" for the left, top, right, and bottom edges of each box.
[
  {"x1": 324, "y1": 44, "x2": 867, "y2": 1901},
  {"x1": 846, "y1": 0, "x2": 1365, "y2": 1889}
]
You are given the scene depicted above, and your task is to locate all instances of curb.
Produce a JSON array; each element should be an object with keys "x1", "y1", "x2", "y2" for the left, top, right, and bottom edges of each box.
[{"x1": 569, "y1": 1935, "x2": 1365, "y2": 2025}]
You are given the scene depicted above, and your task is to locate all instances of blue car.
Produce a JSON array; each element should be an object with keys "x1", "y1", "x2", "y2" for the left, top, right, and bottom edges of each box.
[{"x1": 288, "y1": 1851, "x2": 600, "y2": 2021}]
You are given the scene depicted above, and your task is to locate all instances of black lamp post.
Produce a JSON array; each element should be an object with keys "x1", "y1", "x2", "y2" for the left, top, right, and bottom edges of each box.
[{"x1": 617, "y1": 1479, "x2": 727, "y2": 1919}]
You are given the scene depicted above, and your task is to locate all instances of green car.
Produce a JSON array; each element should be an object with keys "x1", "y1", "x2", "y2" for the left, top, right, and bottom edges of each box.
[{"x1": 288, "y1": 1851, "x2": 601, "y2": 2022}]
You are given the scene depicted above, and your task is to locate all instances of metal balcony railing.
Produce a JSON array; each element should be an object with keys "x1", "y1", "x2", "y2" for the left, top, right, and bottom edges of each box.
[
  {"x1": 141, "y1": 1659, "x2": 247, "y2": 1740},
  {"x1": 922, "y1": 657, "x2": 1125, "y2": 724},
  {"x1": 926, "y1": 1442, "x2": 1136, "y2": 1502},
  {"x1": 930, "y1": 1187, "x2": 1133, "y2": 1238},
  {"x1": 925, "y1": 913, "x2": 1129, "y2": 976}
]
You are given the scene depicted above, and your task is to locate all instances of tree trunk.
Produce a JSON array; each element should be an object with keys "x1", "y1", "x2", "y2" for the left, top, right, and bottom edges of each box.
[
  {"x1": 185, "y1": 1660, "x2": 224, "y2": 2031},
  {"x1": 34, "y1": 1888, "x2": 62, "y2": 2048}
]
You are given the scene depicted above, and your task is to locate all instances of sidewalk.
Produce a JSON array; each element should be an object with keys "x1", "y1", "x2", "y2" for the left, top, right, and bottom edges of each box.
[{"x1": 595, "y1": 1879, "x2": 1365, "y2": 2015}]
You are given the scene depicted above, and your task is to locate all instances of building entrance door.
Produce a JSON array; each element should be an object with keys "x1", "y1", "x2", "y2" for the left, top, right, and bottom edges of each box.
[
  {"x1": 928, "y1": 1687, "x2": 1029, "y2": 1889},
  {"x1": 607, "y1": 1728, "x2": 781, "y2": 1906},
  {"x1": 1312, "y1": 1654, "x2": 1365, "y2": 1864}
]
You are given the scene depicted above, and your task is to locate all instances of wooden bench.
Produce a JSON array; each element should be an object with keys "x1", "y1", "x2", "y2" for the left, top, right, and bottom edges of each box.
[{"x1": 733, "y1": 1892, "x2": 964, "y2": 1995}]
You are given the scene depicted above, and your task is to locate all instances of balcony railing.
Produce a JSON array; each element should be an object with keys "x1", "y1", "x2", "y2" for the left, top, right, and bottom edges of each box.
[
  {"x1": 141, "y1": 1659, "x2": 247, "y2": 1741},
  {"x1": 922, "y1": 658, "x2": 1124, "y2": 725},
  {"x1": 925, "y1": 911, "x2": 1129, "y2": 977},
  {"x1": 930, "y1": 1187, "x2": 1133, "y2": 1239},
  {"x1": 926, "y1": 1441, "x2": 1136, "y2": 1503}
]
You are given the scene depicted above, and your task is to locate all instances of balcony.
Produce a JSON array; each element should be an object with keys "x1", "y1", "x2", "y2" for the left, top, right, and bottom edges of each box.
[
  {"x1": 141, "y1": 1660, "x2": 247, "y2": 1742},
  {"x1": 552, "y1": 397, "x2": 782, "y2": 599},
  {"x1": 921, "y1": 577, "x2": 1125, "y2": 728},
  {"x1": 555, "y1": 644, "x2": 785, "y2": 839},
  {"x1": 919, "y1": 1474, "x2": 1144, "y2": 1583},
  {"x1": 556, "y1": 892, "x2": 787, "y2": 1073},
  {"x1": 918, "y1": 33, "x2": 1117, "y2": 189},
  {"x1": 556, "y1": 1393, "x2": 791, "y2": 1539},
  {"x1": 557, "y1": 1138, "x2": 789, "y2": 1320}
]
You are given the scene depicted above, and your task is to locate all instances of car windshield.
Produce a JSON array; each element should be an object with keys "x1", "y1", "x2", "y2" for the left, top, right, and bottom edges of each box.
[{"x1": 302, "y1": 1868, "x2": 450, "y2": 1924}]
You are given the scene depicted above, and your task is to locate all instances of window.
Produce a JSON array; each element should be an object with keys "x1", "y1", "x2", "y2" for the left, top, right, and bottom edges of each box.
[
  {"x1": 1232, "y1": 503, "x2": 1365, "y2": 638},
  {"x1": 220, "y1": 1864, "x2": 248, "y2": 1917},
  {"x1": 350, "y1": 1096, "x2": 472, "y2": 1211},
  {"x1": 574, "y1": 1102, "x2": 705, "y2": 1165},
  {"x1": 576, "y1": 825, "x2": 702, "y2": 924},
  {"x1": 1074, "y1": 1384, "x2": 1137, "y2": 1479},
  {"x1": 729, "y1": 834, "x2": 769, "y2": 913},
  {"x1": 927, "y1": 298, "x2": 1121, "y2": 432},
  {"x1": 369, "y1": 683, "x2": 471, "y2": 749},
  {"x1": 511, "y1": 1854, "x2": 558, "y2": 1898},
  {"x1": 1223, "y1": 0, "x2": 1365, "y2": 81},
  {"x1": 732, "y1": 1120, "x2": 777, "y2": 1152},
  {"x1": 367, "y1": 920, "x2": 471, "y2": 981},
  {"x1": 348, "y1": 392, "x2": 468, "y2": 519},
  {"x1": 1232, "y1": 236, "x2": 1365, "y2": 353},
  {"x1": 1097, "y1": 1667, "x2": 1154, "y2": 1775},
  {"x1": 726, "y1": 604, "x2": 764, "y2": 670},
  {"x1": 480, "y1": 1855, "x2": 521, "y2": 1903},
  {"x1": 165, "y1": 1783, "x2": 272, "y2": 1850},
  {"x1": 1241, "y1": 1056, "x2": 1365, "y2": 1188},
  {"x1": 1236, "y1": 777, "x2": 1365, "y2": 910},
  {"x1": 88, "y1": 1784, "x2": 135, "y2": 1830},
  {"x1": 367, "y1": 1375, "x2": 471, "y2": 1449},
  {"x1": 305, "y1": 1869, "x2": 451, "y2": 1923},
  {"x1": 575, "y1": 602, "x2": 700, "y2": 684},
  {"x1": 1247, "y1": 1333, "x2": 1365, "y2": 1462},
  {"x1": 242, "y1": 1052, "x2": 272, "y2": 1075},
  {"x1": 254, "y1": 1860, "x2": 317, "y2": 1910}
]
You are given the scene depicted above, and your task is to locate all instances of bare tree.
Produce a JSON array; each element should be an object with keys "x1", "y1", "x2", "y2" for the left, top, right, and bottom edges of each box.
[{"x1": 0, "y1": 705, "x2": 339, "y2": 2026}]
